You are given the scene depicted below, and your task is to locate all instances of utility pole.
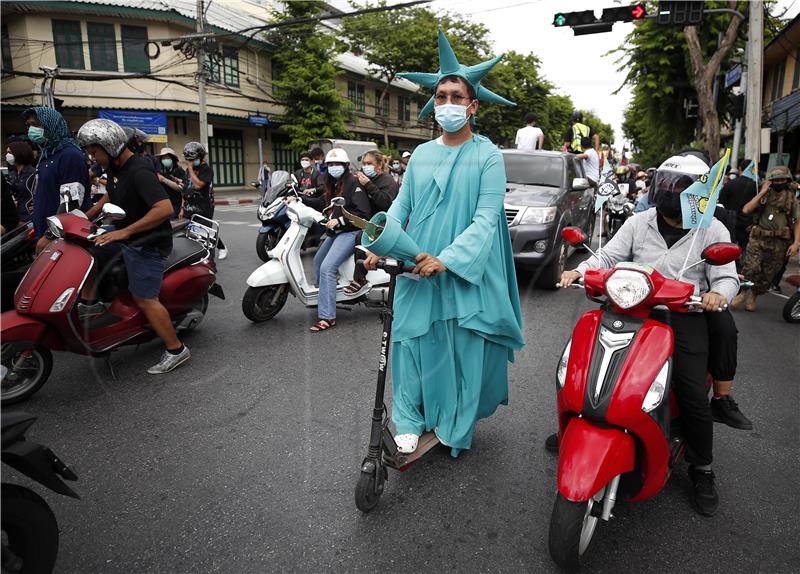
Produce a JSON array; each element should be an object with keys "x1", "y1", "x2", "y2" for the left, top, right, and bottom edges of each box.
[
  {"x1": 197, "y1": 0, "x2": 209, "y2": 151},
  {"x1": 731, "y1": 63, "x2": 746, "y2": 165},
  {"x1": 744, "y1": 0, "x2": 763, "y2": 162}
]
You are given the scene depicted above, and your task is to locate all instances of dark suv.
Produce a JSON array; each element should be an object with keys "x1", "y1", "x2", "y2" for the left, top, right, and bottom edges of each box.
[{"x1": 502, "y1": 150, "x2": 596, "y2": 288}]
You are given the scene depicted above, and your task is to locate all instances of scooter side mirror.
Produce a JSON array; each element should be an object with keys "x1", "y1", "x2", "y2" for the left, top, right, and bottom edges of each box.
[
  {"x1": 623, "y1": 202, "x2": 635, "y2": 215},
  {"x1": 291, "y1": 174, "x2": 299, "y2": 184},
  {"x1": 701, "y1": 242, "x2": 741, "y2": 266},
  {"x1": 330, "y1": 197, "x2": 346, "y2": 207},
  {"x1": 561, "y1": 226, "x2": 587, "y2": 247},
  {"x1": 101, "y1": 203, "x2": 127, "y2": 222}
]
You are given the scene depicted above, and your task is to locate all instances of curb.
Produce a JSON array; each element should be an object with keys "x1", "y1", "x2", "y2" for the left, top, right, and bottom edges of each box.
[{"x1": 215, "y1": 198, "x2": 256, "y2": 206}]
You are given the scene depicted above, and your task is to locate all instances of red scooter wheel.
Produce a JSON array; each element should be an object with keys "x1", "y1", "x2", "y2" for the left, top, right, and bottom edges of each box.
[
  {"x1": 548, "y1": 492, "x2": 601, "y2": 571},
  {"x1": 0, "y1": 344, "x2": 53, "y2": 404}
]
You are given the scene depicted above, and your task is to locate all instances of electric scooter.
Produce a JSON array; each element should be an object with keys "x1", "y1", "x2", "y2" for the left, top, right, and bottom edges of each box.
[
  {"x1": 0, "y1": 202, "x2": 225, "y2": 404},
  {"x1": 353, "y1": 258, "x2": 440, "y2": 513},
  {"x1": 548, "y1": 227, "x2": 740, "y2": 571},
  {"x1": 241, "y1": 197, "x2": 392, "y2": 323}
]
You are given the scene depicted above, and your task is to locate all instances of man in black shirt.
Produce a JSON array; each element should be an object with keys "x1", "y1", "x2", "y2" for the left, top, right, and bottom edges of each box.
[
  {"x1": 156, "y1": 147, "x2": 186, "y2": 218},
  {"x1": 719, "y1": 159, "x2": 758, "y2": 251},
  {"x1": 77, "y1": 118, "x2": 190, "y2": 375}
]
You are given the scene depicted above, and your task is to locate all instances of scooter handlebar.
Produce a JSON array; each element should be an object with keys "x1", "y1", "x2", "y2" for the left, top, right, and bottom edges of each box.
[{"x1": 358, "y1": 258, "x2": 416, "y2": 275}]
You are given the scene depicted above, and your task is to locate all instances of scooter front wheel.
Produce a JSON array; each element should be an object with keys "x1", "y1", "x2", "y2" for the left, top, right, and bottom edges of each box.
[
  {"x1": 782, "y1": 292, "x2": 800, "y2": 323},
  {"x1": 354, "y1": 467, "x2": 384, "y2": 513},
  {"x1": 242, "y1": 285, "x2": 289, "y2": 322},
  {"x1": 1, "y1": 484, "x2": 60, "y2": 574},
  {"x1": 548, "y1": 492, "x2": 601, "y2": 571},
  {"x1": 0, "y1": 343, "x2": 53, "y2": 404},
  {"x1": 256, "y1": 229, "x2": 283, "y2": 262}
]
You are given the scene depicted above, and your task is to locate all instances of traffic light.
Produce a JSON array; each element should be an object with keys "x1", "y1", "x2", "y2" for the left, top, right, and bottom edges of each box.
[
  {"x1": 553, "y1": 10, "x2": 595, "y2": 27},
  {"x1": 554, "y1": 5, "x2": 647, "y2": 35},
  {"x1": 657, "y1": 1, "x2": 704, "y2": 25},
  {"x1": 601, "y1": 3, "x2": 647, "y2": 23}
]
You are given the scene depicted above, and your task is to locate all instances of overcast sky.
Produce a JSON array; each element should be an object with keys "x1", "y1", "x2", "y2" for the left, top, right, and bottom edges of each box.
[{"x1": 333, "y1": 0, "x2": 800, "y2": 150}]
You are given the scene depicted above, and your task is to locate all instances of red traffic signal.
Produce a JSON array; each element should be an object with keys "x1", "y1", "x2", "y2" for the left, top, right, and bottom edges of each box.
[{"x1": 601, "y1": 3, "x2": 647, "y2": 23}]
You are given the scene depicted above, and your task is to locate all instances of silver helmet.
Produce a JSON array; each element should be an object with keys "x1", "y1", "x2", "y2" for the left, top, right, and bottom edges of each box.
[
  {"x1": 183, "y1": 141, "x2": 206, "y2": 161},
  {"x1": 77, "y1": 118, "x2": 127, "y2": 158}
]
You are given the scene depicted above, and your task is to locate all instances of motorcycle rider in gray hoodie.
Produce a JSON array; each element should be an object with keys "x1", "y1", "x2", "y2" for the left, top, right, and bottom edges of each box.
[{"x1": 558, "y1": 153, "x2": 739, "y2": 517}]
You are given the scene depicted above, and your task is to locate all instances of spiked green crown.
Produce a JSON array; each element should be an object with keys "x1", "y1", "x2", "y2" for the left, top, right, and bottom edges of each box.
[{"x1": 397, "y1": 29, "x2": 515, "y2": 120}]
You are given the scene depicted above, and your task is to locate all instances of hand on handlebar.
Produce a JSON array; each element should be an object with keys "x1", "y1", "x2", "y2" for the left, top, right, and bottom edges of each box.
[
  {"x1": 413, "y1": 253, "x2": 446, "y2": 277},
  {"x1": 700, "y1": 291, "x2": 727, "y2": 312},
  {"x1": 363, "y1": 251, "x2": 381, "y2": 271},
  {"x1": 558, "y1": 270, "x2": 582, "y2": 288}
]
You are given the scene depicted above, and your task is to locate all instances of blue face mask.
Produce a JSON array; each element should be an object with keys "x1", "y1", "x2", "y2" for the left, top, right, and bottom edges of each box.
[
  {"x1": 328, "y1": 165, "x2": 345, "y2": 179},
  {"x1": 162, "y1": 158, "x2": 173, "y2": 169},
  {"x1": 27, "y1": 126, "x2": 47, "y2": 145},
  {"x1": 435, "y1": 104, "x2": 470, "y2": 133},
  {"x1": 362, "y1": 165, "x2": 376, "y2": 178},
  {"x1": 193, "y1": 159, "x2": 201, "y2": 167}
]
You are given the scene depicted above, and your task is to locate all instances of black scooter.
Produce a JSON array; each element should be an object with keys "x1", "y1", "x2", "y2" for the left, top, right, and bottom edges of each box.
[
  {"x1": 2, "y1": 412, "x2": 79, "y2": 573},
  {"x1": 354, "y1": 259, "x2": 441, "y2": 512}
]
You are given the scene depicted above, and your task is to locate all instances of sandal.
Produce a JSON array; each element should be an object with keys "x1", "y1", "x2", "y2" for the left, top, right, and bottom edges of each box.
[
  {"x1": 344, "y1": 279, "x2": 368, "y2": 296},
  {"x1": 309, "y1": 319, "x2": 336, "y2": 332}
]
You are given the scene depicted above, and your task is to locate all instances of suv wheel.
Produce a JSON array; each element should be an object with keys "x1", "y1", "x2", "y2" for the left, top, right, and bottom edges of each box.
[{"x1": 536, "y1": 241, "x2": 568, "y2": 290}]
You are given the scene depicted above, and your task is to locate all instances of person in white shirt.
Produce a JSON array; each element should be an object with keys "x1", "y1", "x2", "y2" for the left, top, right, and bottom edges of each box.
[
  {"x1": 514, "y1": 113, "x2": 544, "y2": 152},
  {"x1": 576, "y1": 136, "x2": 600, "y2": 185}
]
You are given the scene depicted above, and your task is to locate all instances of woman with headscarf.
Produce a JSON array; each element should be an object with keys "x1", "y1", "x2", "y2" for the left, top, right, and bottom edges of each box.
[{"x1": 23, "y1": 106, "x2": 90, "y2": 253}]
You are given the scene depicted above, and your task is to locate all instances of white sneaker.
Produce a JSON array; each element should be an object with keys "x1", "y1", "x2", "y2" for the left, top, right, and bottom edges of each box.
[
  {"x1": 147, "y1": 346, "x2": 191, "y2": 374},
  {"x1": 218, "y1": 247, "x2": 228, "y2": 260},
  {"x1": 395, "y1": 433, "x2": 419, "y2": 454}
]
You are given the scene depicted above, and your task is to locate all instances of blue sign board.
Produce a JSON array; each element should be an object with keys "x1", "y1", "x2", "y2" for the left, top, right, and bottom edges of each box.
[
  {"x1": 248, "y1": 115, "x2": 269, "y2": 126},
  {"x1": 99, "y1": 109, "x2": 168, "y2": 142},
  {"x1": 724, "y1": 64, "x2": 742, "y2": 89}
]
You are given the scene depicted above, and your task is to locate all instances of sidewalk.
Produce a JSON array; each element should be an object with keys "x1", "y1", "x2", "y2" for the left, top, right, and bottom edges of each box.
[{"x1": 214, "y1": 187, "x2": 261, "y2": 205}]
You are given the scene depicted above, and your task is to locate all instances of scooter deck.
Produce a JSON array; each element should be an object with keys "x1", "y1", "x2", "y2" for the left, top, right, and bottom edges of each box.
[{"x1": 383, "y1": 431, "x2": 440, "y2": 472}]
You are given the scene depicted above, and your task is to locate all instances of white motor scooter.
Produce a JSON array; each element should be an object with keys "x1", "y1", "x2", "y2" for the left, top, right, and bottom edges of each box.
[{"x1": 242, "y1": 198, "x2": 391, "y2": 322}]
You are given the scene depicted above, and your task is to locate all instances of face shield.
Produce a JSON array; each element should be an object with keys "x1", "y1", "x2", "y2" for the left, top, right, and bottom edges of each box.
[{"x1": 650, "y1": 169, "x2": 699, "y2": 219}]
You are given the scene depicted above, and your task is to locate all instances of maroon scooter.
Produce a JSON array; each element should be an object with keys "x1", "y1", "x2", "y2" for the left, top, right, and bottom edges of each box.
[{"x1": 0, "y1": 202, "x2": 224, "y2": 404}]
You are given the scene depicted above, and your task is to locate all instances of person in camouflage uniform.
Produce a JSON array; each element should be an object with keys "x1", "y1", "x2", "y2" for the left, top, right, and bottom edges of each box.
[{"x1": 732, "y1": 165, "x2": 800, "y2": 311}]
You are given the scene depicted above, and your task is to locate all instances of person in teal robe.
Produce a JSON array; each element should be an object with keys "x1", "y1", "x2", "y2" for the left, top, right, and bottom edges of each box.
[{"x1": 364, "y1": 30, "x2": 525, "y2": 457}]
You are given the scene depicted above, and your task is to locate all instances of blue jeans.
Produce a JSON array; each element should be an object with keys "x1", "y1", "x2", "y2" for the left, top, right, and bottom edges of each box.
[{"x1": 313, "y1": 231, "x2": 358, "y2": 321}]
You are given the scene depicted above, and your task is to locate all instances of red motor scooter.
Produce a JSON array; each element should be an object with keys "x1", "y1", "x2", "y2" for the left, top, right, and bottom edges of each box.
[
  {"x1": 548, "y1": 227, "x2": 740, "y2": 571},
  {"x1": 0, "y1": 202, "x2": 225, "y2": 404}
]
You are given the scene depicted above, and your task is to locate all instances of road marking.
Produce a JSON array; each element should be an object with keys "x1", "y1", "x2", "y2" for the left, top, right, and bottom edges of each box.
[
  {"x1": 222, "y1": 221, "x2": 250, "y2": 225},
  {"x1": 248, "y1": 224, "x2": 261, "y2": 227},
  {"x1": 216, "y1": 205, "x2": 257, "y2": 213}
]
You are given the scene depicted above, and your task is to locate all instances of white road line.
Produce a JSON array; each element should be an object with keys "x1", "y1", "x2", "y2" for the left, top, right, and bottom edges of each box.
[
  {"x1": 216, "y1": 205, "x2": 256, "y2": 212},
  {"x1": 222, "y1": 221, "x2": 250, "y2": 225},
  {"x1": 248, "y1": 224, "x2": 261, "y2": 227}
]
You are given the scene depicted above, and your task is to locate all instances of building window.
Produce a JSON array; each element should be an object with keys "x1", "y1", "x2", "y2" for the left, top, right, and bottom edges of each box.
[
  {"x1": 223, "y1": 46, "x2": 239, "y2": 87},
  {"x1": 771, "y1": 60, "x2": 786, "y2": 101},
  {"x1": 793, "y1": 49, "x2": 800, "y2": 91},
  {"x1": 1, "y1": 24, "x2": 12, "y2": 73},
  {"x1": 87, "y1": 22, "x2": 117, "y2": 71},
  {"x1": 208, "y1": 129, "x2": 244, "y2": 186},
  {"x1": 398, "y1": 95, "x2": 411, "y2": 121},
  {"x1": 375, "y1": 89, "x2": 389, "y2": 116},
  {"x1": 52, "y1": 20, "x2": 85, "y2": 70},
  {"x1": 348, "y1": 80, "x2": 365, "y2": 112},
  {"x1": 121, "y1": 25, "x2": 150, "y2": 73}
]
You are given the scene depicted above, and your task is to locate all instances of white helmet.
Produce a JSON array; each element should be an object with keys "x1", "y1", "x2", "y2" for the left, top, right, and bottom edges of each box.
[
  {"x1": 325, "y1": 148, "x2": 349, "y2": 164},
  {"x1": 650, "y1": 154, "x2": 709, "y2": 217}
]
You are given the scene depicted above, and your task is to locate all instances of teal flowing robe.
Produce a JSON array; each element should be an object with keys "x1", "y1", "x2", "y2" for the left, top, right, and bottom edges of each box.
[{"x1": 386, "y1": 134, "x2": 525, "y2": 456}]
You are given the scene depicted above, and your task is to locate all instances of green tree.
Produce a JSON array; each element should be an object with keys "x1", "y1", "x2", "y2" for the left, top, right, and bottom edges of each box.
[
  {"x1": 342, "y1": 2, "x2": 491, "y2": 146},
  {"x1": 269, "y1": 1, "x2": 350, "y2": 151}
]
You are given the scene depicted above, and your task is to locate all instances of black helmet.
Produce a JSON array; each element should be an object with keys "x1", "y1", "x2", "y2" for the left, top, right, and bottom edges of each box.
[
  {"x1": 571, "y1": 111, "x2": 583, "y2": 122},
  {"x1": 122, "y1": 126, "x2": 148, "y2": 153},
  {"x1": 77, "y1": 118, "x2": 128, "y2": 159},
  {"x1": 183, "y1": 141, "x2": 206, "y2": 161}
]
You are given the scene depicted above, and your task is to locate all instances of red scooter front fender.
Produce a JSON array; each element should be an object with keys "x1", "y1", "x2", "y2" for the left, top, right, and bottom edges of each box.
[
  {"x1": 0, "y1": 311, "x2": 64, "y2": 351},
  {"x1": 558, "y1": 417, "x2": 635, "y2": 502}
]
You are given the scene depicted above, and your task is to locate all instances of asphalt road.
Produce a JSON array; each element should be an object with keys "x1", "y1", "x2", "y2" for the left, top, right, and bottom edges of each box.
[{"x1": 6, "y1": 204, "x2": 799, "y2": 574}]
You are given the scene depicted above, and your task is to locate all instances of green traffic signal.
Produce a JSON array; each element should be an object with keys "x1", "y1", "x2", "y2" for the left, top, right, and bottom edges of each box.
[{"x1": 554, "y1": 13, "x2": 567, "y2": 26}]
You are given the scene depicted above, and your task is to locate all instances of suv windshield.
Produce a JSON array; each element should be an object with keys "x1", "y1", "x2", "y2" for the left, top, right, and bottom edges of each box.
[{"x1": 503, "y1": 155, "x2": 563, "y2": 188}]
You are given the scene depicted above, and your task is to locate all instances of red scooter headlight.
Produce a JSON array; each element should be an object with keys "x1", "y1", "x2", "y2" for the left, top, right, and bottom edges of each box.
[{"x1": 605, "y1": 265, "x2": 653, "y2": 309}]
